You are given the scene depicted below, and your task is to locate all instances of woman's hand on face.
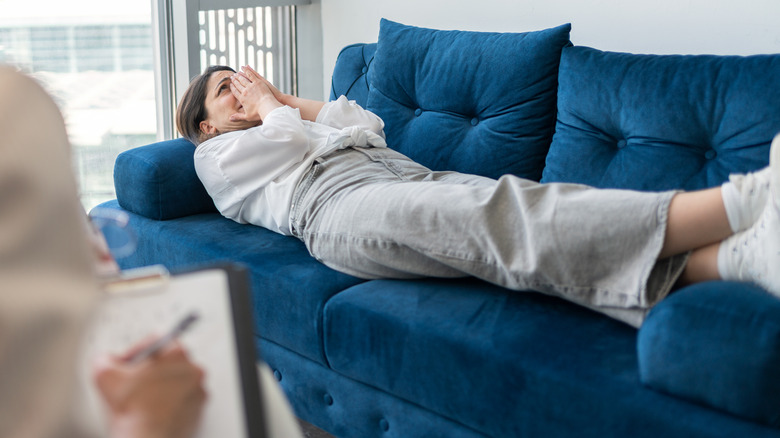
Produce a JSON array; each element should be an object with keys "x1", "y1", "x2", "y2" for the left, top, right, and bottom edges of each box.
[
  {"x1": 241, "y1": 65, "x2": 286, "y2": 102},
  {"x1": 94, "y1": 340, "x2": 208, "y2": 438},
  {"x1": 229, "y1": 65, "x2": 284, "y2": 123}
]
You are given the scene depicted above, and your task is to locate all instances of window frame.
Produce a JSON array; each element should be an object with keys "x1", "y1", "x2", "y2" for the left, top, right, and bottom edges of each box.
[{"x1": 152, "y1": 0, "x2": 309, "y2": 141}]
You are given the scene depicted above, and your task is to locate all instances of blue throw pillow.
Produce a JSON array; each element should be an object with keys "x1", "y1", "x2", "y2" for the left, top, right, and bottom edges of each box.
[
  {"x1": 367, "y1": 19, "x2": 571, "y2": 181},
  {"x1": 542, "y1": 46, "x2": 780, "y2": 191},
  {"x1": 114, "y1": 138, "x2": 216, "y2": 220},
  {"x1": 638, "y1": 281, "x2": 780, "y2": 428}
]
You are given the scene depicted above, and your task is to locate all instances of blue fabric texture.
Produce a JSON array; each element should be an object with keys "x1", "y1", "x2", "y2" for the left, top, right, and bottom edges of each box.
[
  {"x1": 330, "y1": 43, "x2": 377, "y2": 104},
  {"x1": 103, "y1": 23, "x2": 780, "y2": 437},
  {"x1": 263, "y1": 332, "x2": 780, "y2": 438},
  {"x1": 322, "y1": 278, "x2": 780, "y2": 437},
  {"x1": 542, "y1": 46, "x2": 780, "y2": 190},
  {"x1": 114, "y1": 138, "x2": 216, "y2": 220},
  {"x1": 367, "y1": 19, "x2": 571, "y2": 181},
  {"x1": 98, "y1": 200, "x2": 365, "y2": 365},
  {"x1": 99, "y1": 197, "x2": 780, "y2": 438},
  {"x1": 259, "y1": 339, "x2": 489, "y2": 438},
  {"x1": 638, "y1": 282, "x2": 780, "y2": 428}
]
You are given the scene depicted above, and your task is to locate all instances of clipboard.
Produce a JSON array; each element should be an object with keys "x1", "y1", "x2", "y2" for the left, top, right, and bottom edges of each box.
[{"x1": 77, "y1": 263, "x2": 266, "y2": 438}]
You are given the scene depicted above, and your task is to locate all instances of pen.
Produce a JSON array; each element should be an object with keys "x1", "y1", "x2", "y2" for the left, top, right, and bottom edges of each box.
[{"x1": 126, "y1": 311, "x2": 200, "y2": 364}]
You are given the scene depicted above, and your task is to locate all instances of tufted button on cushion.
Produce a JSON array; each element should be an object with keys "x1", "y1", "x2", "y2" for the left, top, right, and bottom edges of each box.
[
  {"x1": 414, "y1": 108, "x2": 423, "y2": 117},
  {"x1": 323, "y1": 393, "x2": 334, "y2": 406},
  {"x1": 367, "y1": 19, "x2": 571, "y2": 181},
  {"x1": 616, "y1": 139, "x2": 627, "y2": 149},
  {"x1": 542, "y1": 46, "x2": 780, "y2": 191},
  {"x1": 470, "y1": 117, "x2": 479, "y2": 127},
  {"x1": 329, "y1": 43, "x2": 377, "y2": 104}
]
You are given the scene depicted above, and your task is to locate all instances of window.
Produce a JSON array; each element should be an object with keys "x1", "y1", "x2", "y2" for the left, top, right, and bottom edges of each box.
[
  {"x1": 0, "y1": 0, "x2": 156, "y2": 210},
  {"x1": 157, "y1": 0, "x2": 298, "y2": 139},
  {"x1": 29, "y1": 27, "x2": 71, "y2": 72},
  {"x1": 120, "y1": 25, "x2": 155, "y2": 70},
  {"x1": 197, "y1": 6, "x2": 296, "y2": 93},
  {"x1": 0, "y1": 0, "x2": 300, "y2": 210}
]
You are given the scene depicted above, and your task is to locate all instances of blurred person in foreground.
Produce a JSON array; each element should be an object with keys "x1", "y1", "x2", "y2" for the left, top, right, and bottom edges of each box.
[
  {"x1": 0, "y1": 66, "x2": 291, "y2": 438},
  {"x1": 0, "y1": 66, "x2": 304, "y2": 438}
]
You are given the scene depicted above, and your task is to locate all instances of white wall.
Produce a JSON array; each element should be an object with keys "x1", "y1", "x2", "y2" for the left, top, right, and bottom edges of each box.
[{"x1": 303, "y1": 0, "x2": 780, "y2": 99}]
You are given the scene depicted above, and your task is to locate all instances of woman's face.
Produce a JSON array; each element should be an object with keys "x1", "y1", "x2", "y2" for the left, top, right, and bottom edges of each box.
[{"x1": 199, "y1": 70, "x2": 259, "y2": 137}]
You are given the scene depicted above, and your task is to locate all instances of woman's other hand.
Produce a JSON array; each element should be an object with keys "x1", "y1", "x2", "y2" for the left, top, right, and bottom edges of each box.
[
  {"x1": 242, "y1": 65, "x2": 286, "y2": 102},
  {"x1": 229, "y1": 65, "x2": 284, "y2": 123},
  {"x1": 231, "y1": 65, "x2": 327, "y2": 122},
  {"x1": 94, "y1": 341, "x2": 207, "y2": 438}
]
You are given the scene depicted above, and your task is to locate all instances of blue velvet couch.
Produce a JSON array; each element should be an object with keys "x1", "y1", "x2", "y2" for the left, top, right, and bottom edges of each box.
[{"x1": 96, "y1": 20, "x2": 780, "y2": 438}]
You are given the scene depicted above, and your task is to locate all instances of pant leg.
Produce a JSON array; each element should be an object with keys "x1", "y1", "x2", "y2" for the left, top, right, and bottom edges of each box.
[{"x1": 291, "y1": 147, "x2": 687, "y2": 326}]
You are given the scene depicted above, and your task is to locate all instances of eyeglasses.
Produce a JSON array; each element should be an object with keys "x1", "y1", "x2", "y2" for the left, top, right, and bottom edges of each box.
[{"x1": 88, "y1": 207, "x2": 137, "y2": 259}]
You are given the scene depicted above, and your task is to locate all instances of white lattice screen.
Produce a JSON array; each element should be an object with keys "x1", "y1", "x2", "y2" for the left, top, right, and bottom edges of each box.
[
  {"x1": 160, "y1": 0, "x2": 304, "y2": 138},
  {"x1": 198, "y1": 5, "x2": 295, "y2": 94}
]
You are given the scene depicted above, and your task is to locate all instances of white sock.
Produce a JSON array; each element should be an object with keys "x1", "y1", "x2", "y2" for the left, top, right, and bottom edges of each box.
[
  {"x1": 716, "y1": 237, "x2": 738, "y2": 281},
  {"x1": 721, "y1": 180, "x2": 743, "y2": 233},
  {"x1": 720, "y1": 166, "x2": 772, "y2": 233},
  {"x1": 716, "y1": 133, "x2": 780, "y2": 295}
]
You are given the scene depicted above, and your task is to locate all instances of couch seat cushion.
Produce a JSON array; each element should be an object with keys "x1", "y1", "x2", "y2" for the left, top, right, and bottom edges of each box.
[
  {"x1": 542, "y1": 46, "x2": 780, "y2": 190},
  {"x1": 367, "y1": 19, "x2": 571, "y2": 181},
  {"x1": 322, "y1": 278, "x2": 778, "y2": 437},
  {"x1": 99, "y1": 200, "x2": 365, "y2": 364},
  {"x1": 638, "y1": 281, "x2": 780, "y2": 428}
]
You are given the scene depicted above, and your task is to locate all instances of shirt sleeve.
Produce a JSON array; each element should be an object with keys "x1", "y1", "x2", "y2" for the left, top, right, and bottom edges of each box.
[
  {"x1": 194, "y1": 105, "x2": 310, "y2": 219},
  {"x1": 315, "y1": 95, "x2": 386, "y2": 138}
]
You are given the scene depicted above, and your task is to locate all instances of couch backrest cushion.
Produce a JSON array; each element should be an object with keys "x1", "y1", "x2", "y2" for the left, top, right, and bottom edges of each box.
[
  {"x1": 114, "y1": 138, "x2": 217, "y2": 220},
  {"x1": 542, "y1": 46, "x2": 780, "y2": 191},
  {"x1": 366, "y1": 19, "x2": 571, "y2": 181},
  {"x1": 330, "y1": 43, "x2": 377, "y2": 105}
]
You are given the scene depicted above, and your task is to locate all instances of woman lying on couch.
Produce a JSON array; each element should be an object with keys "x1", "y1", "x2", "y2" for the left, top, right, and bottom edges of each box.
[{"x1": 175, "y1": 65, "x2": 779, "y2": 326}]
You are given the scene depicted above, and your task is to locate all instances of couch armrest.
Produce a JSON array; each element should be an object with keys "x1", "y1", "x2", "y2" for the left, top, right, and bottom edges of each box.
[
  {"x1": 114, "y1": 138, "x2": 217, "y2": 220},
  {"x1": 638, "y1": 281, "x2": 780, "y2": 428}
]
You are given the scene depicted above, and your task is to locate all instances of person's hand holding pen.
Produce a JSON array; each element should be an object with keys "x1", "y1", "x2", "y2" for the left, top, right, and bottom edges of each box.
[{"x1": 93, "y1": 324, "x2": 207, "y2": 438}]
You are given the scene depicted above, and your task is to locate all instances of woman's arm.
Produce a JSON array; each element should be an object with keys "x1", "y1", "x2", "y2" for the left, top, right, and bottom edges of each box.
[
  {"x1": 280, "y1": 94, "x2": 326, "y2": 122},
  {"x1": 232, "y1": 66, "x2": 325, "y2": 122},
  {"x1": 231, "y1": 65, "x2": 383, "y2": 136}
]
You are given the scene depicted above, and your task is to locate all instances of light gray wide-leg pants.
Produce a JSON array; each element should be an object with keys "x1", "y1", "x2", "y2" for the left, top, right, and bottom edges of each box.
[{"x1": 289, "y1": 147, "x2": 688, "y2": 326}]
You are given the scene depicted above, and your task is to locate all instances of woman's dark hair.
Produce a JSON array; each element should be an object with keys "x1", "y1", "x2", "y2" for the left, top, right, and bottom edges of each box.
[{"x1": 176, "y1": 65, "x2": 235, "y2": 145}]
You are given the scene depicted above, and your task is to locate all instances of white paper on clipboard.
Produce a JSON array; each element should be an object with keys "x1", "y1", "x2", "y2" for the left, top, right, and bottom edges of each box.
[{"x1": 76, "y1": 264, "x2": 265, "y2": 438}]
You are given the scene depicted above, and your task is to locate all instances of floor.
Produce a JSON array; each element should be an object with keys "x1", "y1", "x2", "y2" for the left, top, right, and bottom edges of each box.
[{"x1": 298, "y1": 418, "x2": 337, "y2": 438}]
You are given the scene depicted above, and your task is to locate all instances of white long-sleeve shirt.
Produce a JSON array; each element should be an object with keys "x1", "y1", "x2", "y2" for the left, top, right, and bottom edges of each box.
[{"x1": 193, "y1": 96, "x2": 387, "y2": 235}]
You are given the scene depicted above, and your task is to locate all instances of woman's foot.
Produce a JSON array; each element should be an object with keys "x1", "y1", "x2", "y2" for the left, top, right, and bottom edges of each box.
[
  {"x1": 718, "y1": 134, "x2": 780, "y2": 296},
  {"x1": 722, "y1": 166, "x2": 771, "y2": 232},
  {"x1": 720, "y1": 134, "x2": 779, "y2": 233}
]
